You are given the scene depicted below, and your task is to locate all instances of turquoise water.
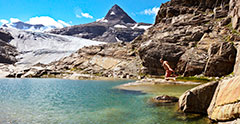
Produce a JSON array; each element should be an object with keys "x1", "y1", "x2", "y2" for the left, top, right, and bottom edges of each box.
[{"x1": 0, "y1": 78, "x2": 210, "y2": 124}]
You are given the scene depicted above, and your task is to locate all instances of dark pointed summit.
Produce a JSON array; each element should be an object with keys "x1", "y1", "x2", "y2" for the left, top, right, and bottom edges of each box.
[{"x1": 104, "y1": 4, "x2": 136, "y2": 24}]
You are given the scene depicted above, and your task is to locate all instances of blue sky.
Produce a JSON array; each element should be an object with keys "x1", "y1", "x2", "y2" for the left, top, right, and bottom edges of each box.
[{"x1": 0, "y1": 0, "x2": 169, "y2": 27}]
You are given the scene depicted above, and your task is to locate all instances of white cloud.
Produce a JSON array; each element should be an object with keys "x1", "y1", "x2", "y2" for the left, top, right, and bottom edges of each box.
[
  {"x1": 81, "y1": 12, "x2": 93, "y2": 19},
  {"x1": 58, "y1": 20, "x2": 71, "y2": 27},
  {"x1": 76, "y1": 14, "x2": 82, "y2": 18},
  {"x1": 0, "y1": 19, "x2": 9, "y2": 24},
  {"x1": 27, "y1": 16, "x2": 70, "y2": 28},
  {"x1": 10, "y1": 18, "x2": 21, "y2": 23},
  {"x1": 142, "y1": 7, "x2": 160, "y2": 15},
  {"x1": 75, "y1": 9, "x2": 93, "y2": 19},
  {"x1": 0, "y1": 16, "x2": 71, "y2": 28}
]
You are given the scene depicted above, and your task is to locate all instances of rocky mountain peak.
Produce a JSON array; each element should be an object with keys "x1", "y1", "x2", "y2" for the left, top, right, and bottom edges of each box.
[
  {"x1": 2, "y1": 21, "x2": 57, "y2": 32},
  {"x1": 104, "y1": 4, "x2": 136, "y2": 24}
]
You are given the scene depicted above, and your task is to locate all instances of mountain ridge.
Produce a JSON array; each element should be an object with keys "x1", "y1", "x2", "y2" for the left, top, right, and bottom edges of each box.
[
  {"x1": 50, "y1": 4, "x2": 152, "y2": 42},
  {"x1": 2, "y1": 21, "x2": 57, "y2": 32}
]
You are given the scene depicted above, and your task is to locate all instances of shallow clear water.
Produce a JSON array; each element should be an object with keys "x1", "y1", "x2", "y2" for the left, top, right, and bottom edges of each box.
[{"x1": 0, "y1": 78, "x2": 210, "y2": 124}]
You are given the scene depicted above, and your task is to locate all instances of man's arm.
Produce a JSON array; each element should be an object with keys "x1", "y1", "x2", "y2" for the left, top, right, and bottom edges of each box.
[{"x1": 164, "y1": 61, "x2": 174, "y2": 71}]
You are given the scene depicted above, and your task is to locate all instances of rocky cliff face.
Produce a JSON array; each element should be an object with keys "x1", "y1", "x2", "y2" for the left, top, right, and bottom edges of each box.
[
  {"x1": 132, "y1": 0, "x2": 239, "y2": 77},
  {"x1": 155, "y1": 0, "x2": 229, "y2": 25},
  {"x1": 229, "y1": 0, "x2": 240, "y2": 30},
  {"x1": 177, "y1": 1, "x2": 240, "y2": 122},
  {"x1": 50, "y1": 5, "x2": 151, "y2": 43},
  {"x1": 0, "y1": 30, "x2": 18, "y2": 64}
]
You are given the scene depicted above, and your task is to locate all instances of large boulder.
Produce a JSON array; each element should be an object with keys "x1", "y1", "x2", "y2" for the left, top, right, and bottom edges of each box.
[
  {"x1": 176, "y1": 48, "x2": 208, "y2": 76},
  {"x1": 138, "y1": 41, "x2": 186, "y2": 75},
  {"x1": 179, "y1": 81, "x2": 219, "y2": 114},
  {"x1": 208, "y1": 76, "x2": 240, "y2": 122},
  {"x1": 177, "y1": 42, "x2": 237, "y2": 77},
  {"x1": 204, "y1": 42, "x2": 237, "y2": 77}
]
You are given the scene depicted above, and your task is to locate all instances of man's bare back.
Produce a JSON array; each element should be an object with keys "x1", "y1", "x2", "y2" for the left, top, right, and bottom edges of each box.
[{"x1": 160, "y1": 59, "x2": 176, "y2": 81}]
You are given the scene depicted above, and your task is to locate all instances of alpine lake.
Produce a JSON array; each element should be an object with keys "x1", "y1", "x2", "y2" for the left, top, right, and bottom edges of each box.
[{"x1": 0, "y1": 78, "x2": 210, "y2": 124}]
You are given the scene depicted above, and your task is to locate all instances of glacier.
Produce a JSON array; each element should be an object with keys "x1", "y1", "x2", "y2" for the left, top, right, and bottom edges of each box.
[{"x1": 2, "y1": 27, "x2": 105, "y2": 65}]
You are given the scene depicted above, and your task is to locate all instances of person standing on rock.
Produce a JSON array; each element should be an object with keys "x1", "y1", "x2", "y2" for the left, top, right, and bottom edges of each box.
[{"x1": 160, "y1": 58, "x2": 176, "y2": 81}]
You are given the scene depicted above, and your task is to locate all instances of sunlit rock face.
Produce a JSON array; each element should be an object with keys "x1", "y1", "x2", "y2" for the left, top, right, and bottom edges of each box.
[
  {"x1": 208, "y1": 76, "x2": 240, "y2": 122},
  {"x1": 132, "y1": 0, "x2": 239, "y2": 77}
]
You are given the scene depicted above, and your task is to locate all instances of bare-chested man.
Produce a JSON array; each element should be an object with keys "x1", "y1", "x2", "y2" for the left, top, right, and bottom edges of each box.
[{"x1": 160, "y1": 58, "x2": 176, "y2": 81}]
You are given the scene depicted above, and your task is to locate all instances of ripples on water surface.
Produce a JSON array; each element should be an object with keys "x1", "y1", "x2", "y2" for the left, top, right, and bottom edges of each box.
[{"x1": 0, "y1": 78, "x2": 210, "y2": 124}]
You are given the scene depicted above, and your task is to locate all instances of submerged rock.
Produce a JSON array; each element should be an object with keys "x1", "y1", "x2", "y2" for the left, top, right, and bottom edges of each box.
[{"x1": 149, "y1": 95, "x2": 179, "y2": 106}]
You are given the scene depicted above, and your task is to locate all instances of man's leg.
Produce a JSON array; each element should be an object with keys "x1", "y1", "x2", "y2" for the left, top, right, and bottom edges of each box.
[
  {"x1": 165, "y1": 70, "x2": 171, "y2": 80},
  {"x1": 170, "y1": 71, "x2": 176, "y2": 81}
]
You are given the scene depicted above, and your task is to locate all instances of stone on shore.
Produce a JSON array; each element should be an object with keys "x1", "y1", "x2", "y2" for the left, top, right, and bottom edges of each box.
[
  {"x1": 208, "y1": 76, "x2": 240, "y2": 122},
  {"x1": 179, "y1": 81, "x2": 219, "y2": 114}
]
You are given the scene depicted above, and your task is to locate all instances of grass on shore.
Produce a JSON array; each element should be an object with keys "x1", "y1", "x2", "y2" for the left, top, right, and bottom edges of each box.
[
  {"x1": 176, "y1": 76, "x2": 213, "y2": 83},
  {"x1": 147, "y1": 75, "x2": 214, "y2": 83}
]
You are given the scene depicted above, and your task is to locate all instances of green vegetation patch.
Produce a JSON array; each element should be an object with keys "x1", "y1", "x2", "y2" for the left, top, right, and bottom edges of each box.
[
  {"x1": 176, "y1": 76, "x2": 213, "y2": 83},
  {"x1": 226, "y1": 22, "x2": 240, "y2": 35}
]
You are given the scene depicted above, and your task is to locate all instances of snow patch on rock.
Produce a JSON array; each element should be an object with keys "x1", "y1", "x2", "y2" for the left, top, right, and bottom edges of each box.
[
  {"x1": 131, "y1": 24, "x2": 152, "y2": 30},
  {"x1": 114, "y1": 24, "x2": 127, "y2": 28}
]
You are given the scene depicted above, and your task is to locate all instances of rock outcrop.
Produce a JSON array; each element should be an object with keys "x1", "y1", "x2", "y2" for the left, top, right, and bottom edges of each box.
[
  {"x1": 177, "y1": 42, "x2": 237, "y2": 77},
  {"x1": 0, "y1": 30, "x2": 18, "y2": 64},
  {"x1": 50, "y1": 4, "x2": 151, "y2": 42},
  {"x1": 49, "y1": 42, "x2": 141, "y2": 79},
  {"x1": 0, "y1": 40, "x2": 18, "y2": 64},
  {"x1": 207, "y1": 76, "x2": 240, "y2": 122},
  {"x1": 179, "y1": 76, "x2": 240, "y2": 122},
  {"x1": 229, "y1": 0, "x2": 240, "y2": 30},
  {"x1": 8, "y1": 42, "x2": 142, "y2": 79},
  {"x1": 179, "y1": 81, "x2": 219, "y2": 114},
  {"x1": 155, "y1": 0, "x2": 229, "y2": 25},
  {"x1": 0, "y1": 30, "x2": 13, "y2": 42}
]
